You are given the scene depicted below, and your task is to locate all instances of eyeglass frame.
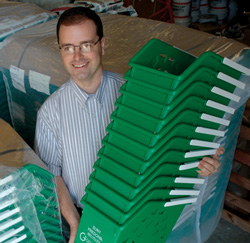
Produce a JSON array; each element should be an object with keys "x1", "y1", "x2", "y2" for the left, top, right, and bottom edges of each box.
[{"x1": 59, "y1": 36, "x2": 102, "y2": 54}]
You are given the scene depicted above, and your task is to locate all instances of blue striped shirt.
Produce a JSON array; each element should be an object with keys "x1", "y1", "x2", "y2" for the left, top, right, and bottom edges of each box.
[{"x1": 35, "y1": 71, "x2": 125, "y2": 207}]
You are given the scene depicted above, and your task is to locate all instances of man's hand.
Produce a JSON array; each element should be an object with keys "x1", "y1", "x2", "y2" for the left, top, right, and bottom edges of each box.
[
  {"x1": 56, "y1": 176, "x2": 80, "y2": 243},
  {"x1": 69, "y1": 224, "x2": 80, "y2": 243},
  {"x1": 197, "y1": 147, "x2": 225, "y2": 177}
]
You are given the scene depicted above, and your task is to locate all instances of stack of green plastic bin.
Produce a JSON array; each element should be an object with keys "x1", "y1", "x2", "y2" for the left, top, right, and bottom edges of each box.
[
  {"x1": 0, "y1": 164, "x2": 64, "y2": 243},
  {"x1": 75, "y1": 39, "x2": 249, "y2": 243}
]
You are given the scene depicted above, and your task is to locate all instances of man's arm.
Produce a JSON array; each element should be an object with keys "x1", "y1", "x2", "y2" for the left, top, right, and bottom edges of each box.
[
  {"x1": 197, "y1": 147, "x2": 225, "y2": 177},
  {"x1": 35, "y1": 103, "x2": 80, "y2": 242},
  {"x1": 56, "y1": 176, "x2": 80, "y2": 243}
]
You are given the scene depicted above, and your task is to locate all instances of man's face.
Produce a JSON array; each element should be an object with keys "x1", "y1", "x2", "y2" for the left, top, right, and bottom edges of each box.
[{"x1": 58, "y1": 19, "x2": 105, "y2": 91}]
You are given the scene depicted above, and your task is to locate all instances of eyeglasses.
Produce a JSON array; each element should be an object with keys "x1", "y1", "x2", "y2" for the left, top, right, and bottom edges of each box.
[{"x1": 59, "y1": 37, "x2": 101, "y2": 55}]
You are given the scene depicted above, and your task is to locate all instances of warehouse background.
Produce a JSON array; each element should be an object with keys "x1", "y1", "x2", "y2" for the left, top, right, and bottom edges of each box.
[{"x1": 0, "y1": 0, "x2": 249, "y2": 242}]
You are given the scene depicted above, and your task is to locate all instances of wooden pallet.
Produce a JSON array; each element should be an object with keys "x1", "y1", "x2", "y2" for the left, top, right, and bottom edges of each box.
[{"x1": 222, "y1": 98, "x2": 250, "y2": 233}]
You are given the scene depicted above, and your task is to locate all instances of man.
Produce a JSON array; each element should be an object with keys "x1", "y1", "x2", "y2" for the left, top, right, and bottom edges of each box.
[{"x1": 35, "y1": 7, "x2": 223, "y2": 242}]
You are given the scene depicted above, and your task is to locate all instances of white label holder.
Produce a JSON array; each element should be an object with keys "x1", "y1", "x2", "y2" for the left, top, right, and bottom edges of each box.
[
  {"x1": 4, "y1": 234, "x2": 27, "y2": 243},
  {"x1": 164, "y1": 197, "x2": 198, "y2": 207},
  {"x1": 201, "y1": 113, "x2": 230, "y2": 126},
  {"x1": 179, "y1": 161, "x2": 200, "y2": 171},
  {"x1": 190, "y1": 139, "x2": 220, "y2": 149},
  {"x1": 0, "y1": 226, "x2": 25, "y2": 242},
  {"x1": 211, "y1": 87, "x2": 240, "y2": 102},
  {"x1": 0, "y1": 187, "x2": 15, "y2": 199},
  {"x1": 0, "y1": 198, "x2": 18, "y2": 211},
  {"x1": 196, "y1": 127, "x2": 225, "y2": 137},
  {"x1": 206, "y1": 100, "x2": 235, "y2": 114},
  {"x1": 223, "y1": 58, "x2": 250, "y2": 76},
  {"x1": 170, "y1": 189, "x2": 200, "y2": 196},
  {"x1": 185, "y1": 149, "x2": 217, "y2": 158},
  {"x1": 0, "y1": 217, "x2": 23, "y2": 231},
  {"x1": 0, "y1": 208, "x2": 20, "y2": 221},
  {"x1": 175, "y1": 177, "x2": 205, "y2": 184},
  {"x1": 0, "y1": 176, "x2": 13, "y2": 187},
  {"x1": 217, "y1": 72, "x2": 246, "y2": 89}
]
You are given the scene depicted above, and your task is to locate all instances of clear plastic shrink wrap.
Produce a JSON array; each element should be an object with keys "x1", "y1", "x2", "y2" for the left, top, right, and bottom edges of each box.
[
  {"x1": 166, "y1": 54, "x2": 250, "y2": 243},
  {"x1": 0, "y1": 13, "x2": 249, "y2": 242},
  {"x1": 0, "y1": 118, "x2": 64, "y2": 243},
  {"x1": 0, "y1": 1, "x2": 57, "y2": 42},
  {"x1": 0, "y1": 1, "x2": 57, "y2": 127},
  {"x1": 6, "y1": 0, "x2": 71, "y2": 11}
]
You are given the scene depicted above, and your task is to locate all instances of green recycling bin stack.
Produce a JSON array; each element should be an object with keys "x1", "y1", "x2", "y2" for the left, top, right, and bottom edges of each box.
[
  {"x1": 0, "y1": 164, "x2": 64, "y2": 243},
  {"x1": 75, "y1": 39, "x2": 250, "y2": 243}
]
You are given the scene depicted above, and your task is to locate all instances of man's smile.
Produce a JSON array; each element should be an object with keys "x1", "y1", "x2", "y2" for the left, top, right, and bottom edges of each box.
[{"x1": 73, "y1": 62, "x2": 88, "y2": 68}]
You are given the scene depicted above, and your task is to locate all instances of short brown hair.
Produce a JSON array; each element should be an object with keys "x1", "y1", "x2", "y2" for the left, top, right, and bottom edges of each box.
[{"x1": 56, "y1": 7, "x2": 103, "y2": 43}]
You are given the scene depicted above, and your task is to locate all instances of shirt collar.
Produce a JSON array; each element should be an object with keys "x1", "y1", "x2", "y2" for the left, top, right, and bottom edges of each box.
[{"x1": 69, "y1": 71, "x2": 107, "y2": 105}]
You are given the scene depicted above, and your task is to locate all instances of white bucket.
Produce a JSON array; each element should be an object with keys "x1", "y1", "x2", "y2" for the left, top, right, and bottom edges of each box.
[
  {"x1": 190, "y1": 0, "x2": 200, "y2": 22},
  {"x1": 200, "y1": 0, "x2": 209, "y2": 14},
  {"x1": 191, "y1": 0, "x2": 200, "y2": 11},
  {"x1": 174, "y1": 16, "x2": 191, "y2": 27},
  {"x1": 209, "y1": 0, "x2": 228, "y2": 24},
  {"x1": 191, "y1": 8, "x2": 200, "y2": 22},
  {"x1": 209, "y1": 6, "x2": 228, "y2": 24},
  {"x1": 172, "y1": 0, "x2": 191, "y2": 18}
]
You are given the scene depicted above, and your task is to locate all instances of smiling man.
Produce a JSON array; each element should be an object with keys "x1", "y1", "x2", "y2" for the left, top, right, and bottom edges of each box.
[
  {"x1": 35, "y1": 7, "x2": 125, "y2": 242},
  {"x1": 35, "y1": 7, "x2": 223, "y2": 243},
  {"x1": 58, "y1": 18, "x2": 104, "y2": 93}
]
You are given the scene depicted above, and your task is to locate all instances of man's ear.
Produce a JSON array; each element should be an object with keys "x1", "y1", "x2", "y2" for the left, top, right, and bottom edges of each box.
[{"x1": 101, "y1": 36, "x2": 105, "y2": 55}]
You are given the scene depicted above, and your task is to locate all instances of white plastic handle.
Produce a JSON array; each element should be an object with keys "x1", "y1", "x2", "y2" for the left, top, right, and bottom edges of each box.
[
  {"x1": 0, "y1": 198, "x2": 18, "y2": 211},
  {"x1": 5, "y1": 234, "x2": 27, "y2": 243},
  {"x1": 179, "y1": 161, "x2": 200, "y2": 171},
  {"x1": 201, "y1": 113, "x2": 230, "y2": 126},
  {"x1": 0, "y1": 217, "x2": 23, "y2": 231},
  {"x1": 0, "y1": 175, "x2": 13, "y2": 187},
  {"x1": 211, "y1": 87, "x2": 240, "y2": 102},
  {"x1": 0, "y1": 207, "x2": 20, "y2": 221},
  {"x1": 185, "y1": 149, "x2": 217, "y2": 158},
  {"x1": 0, "y1": 226, "x2": 25, "y2": 242},
  {"x1": 175, "y1": 177, "x2": 205, "y2": 184},
  {"x1": 196, "y1": 127, "x2": 225, "y2": 137},
  {"x1": 206, "y1": 100, "x2": 235, "y2": 114},
  {"x1": 217, "y1": 72, "x2": 246, "y2": 89},
  {"x1": 223, "y1": 58, "x2": 250, "y2": 76},
  {"x1": 190, "y1": 139, "x2": 220, "y2": 149},
  {"x1": 170, "y1": 189, "x2": 200, "y2": 196},
  {"x1": 0, "y1": 187, "x2": 15, "y2": 199},
  {"x1": 164, "y1": 197, "x2": 197, "y2": 207}
]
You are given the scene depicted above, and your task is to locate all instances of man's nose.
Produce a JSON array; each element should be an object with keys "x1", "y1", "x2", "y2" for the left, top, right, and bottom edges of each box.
[{"x1": 73, "y1": 46, "x2": 83, "y2": 59}]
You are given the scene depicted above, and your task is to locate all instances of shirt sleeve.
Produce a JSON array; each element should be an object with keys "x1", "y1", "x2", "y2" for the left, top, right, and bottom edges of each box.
[{"x1": 35, "y1": 107, "x2": 62, "y2": 176}]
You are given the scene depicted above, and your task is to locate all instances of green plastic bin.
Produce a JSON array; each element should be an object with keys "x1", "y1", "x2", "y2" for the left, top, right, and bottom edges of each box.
[
  {"x1": 90, "y1": 168, "x2": 204, "y2": 200},
  {"x1": 114, "y1": 94, "x2": 227, "y2": 133},
  {"x1": 75, "y1": 200, "x2": 185, "y2": 243},
  {"x1": 128, "y1": 39, "x2": 242, "y2": 90},
  {"x1": 119, "y1": 81, "x2": 231, "y2": 120},
  {"x1": 95, "y1": 151, "x2": 198, "y2": 187},
  {"x1": 101, "y1": 136, "x2": 216, "y2": 173},
  {"x1": 83, "y1": 187, "x2": 192, "y2": 225},
  {"x1": 0, "y1": 164, "x2": 63, "y2": 243},
  {"x1": 123, "y1": 66, "x2": 239, "y2": 105},
  {"x1": 104, "y1": 127, "x2": 218, "y2": 162},
  {"x1": 87, "y1": 176, "x2": 198, "y2": 213},
  {"x1": 110, "y1": 113, "x2": 221, "y2": 148}
]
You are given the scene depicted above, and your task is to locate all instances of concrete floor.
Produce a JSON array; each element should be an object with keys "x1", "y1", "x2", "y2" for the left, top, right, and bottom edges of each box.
[{"x1": 205, "y1": 218, "x2": 250, "y2": 243}]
